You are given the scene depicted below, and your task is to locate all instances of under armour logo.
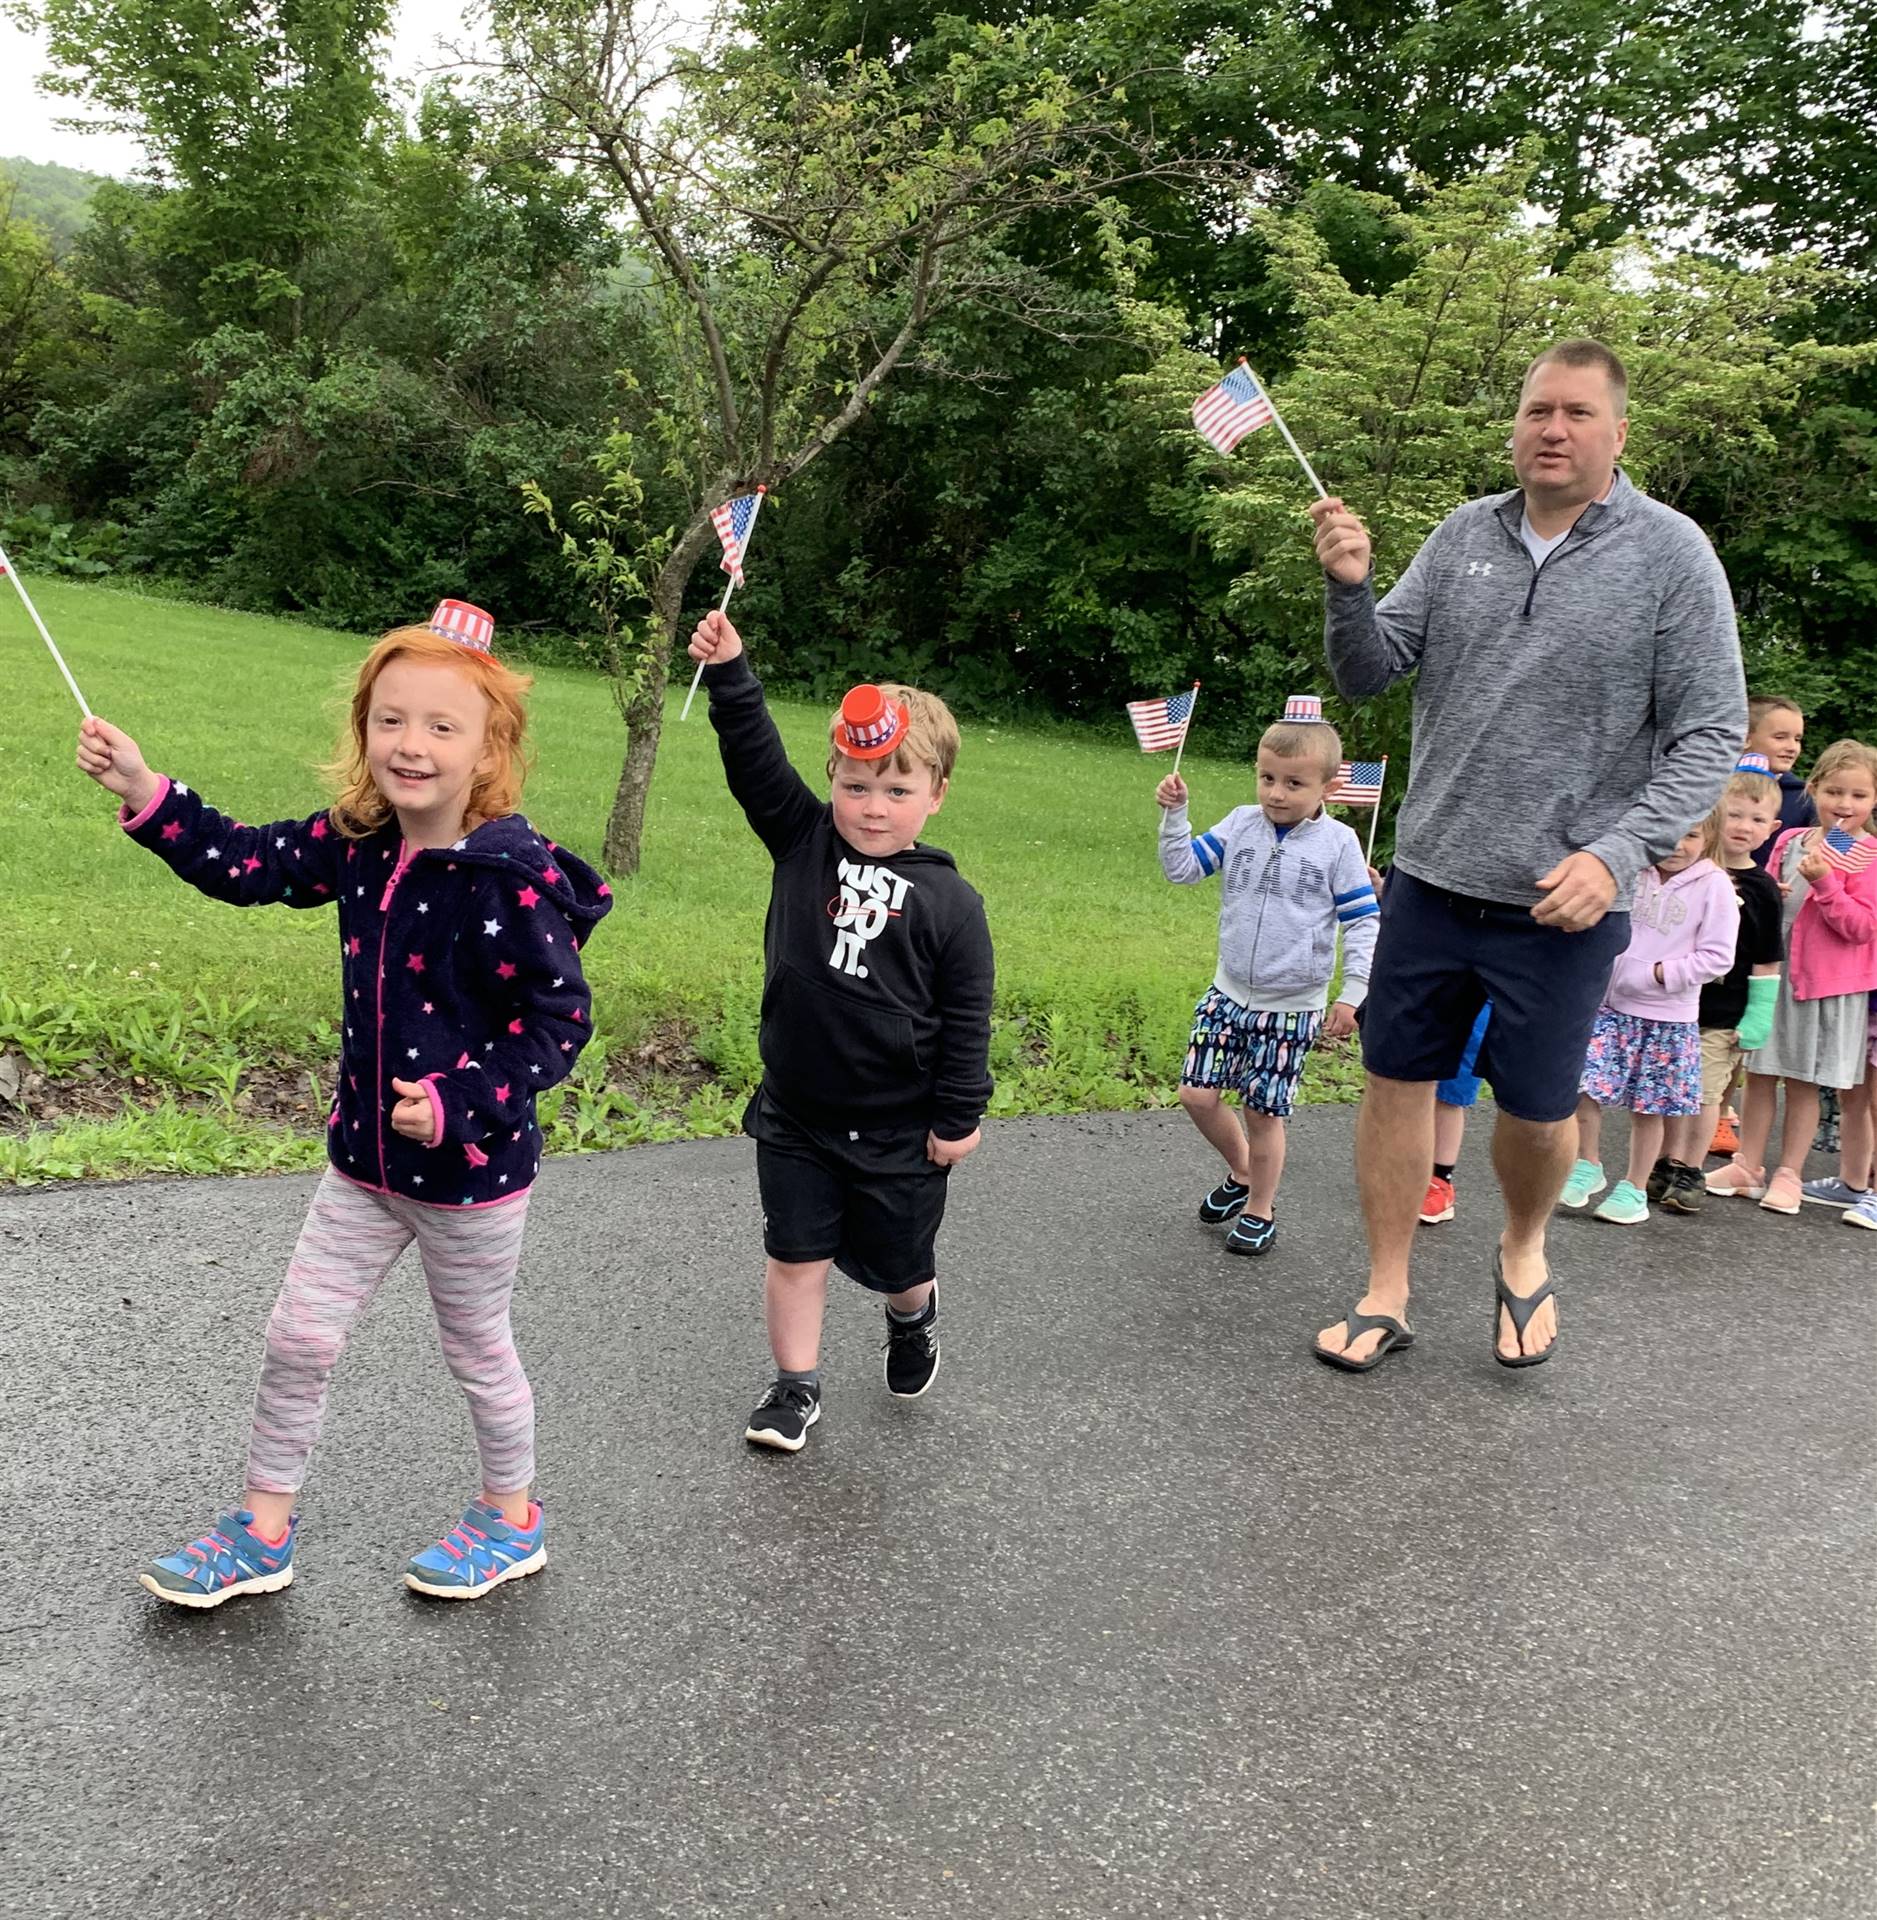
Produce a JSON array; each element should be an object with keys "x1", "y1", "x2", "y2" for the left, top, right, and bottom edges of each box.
[{"x1": 1466, "y1": 561, "x2": 1494, "y2": 576}]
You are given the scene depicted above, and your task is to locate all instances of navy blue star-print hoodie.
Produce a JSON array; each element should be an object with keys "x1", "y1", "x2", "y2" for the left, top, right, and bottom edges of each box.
[{"x1": 120, "y1": 777, "x2": 612, "y2": 1206}]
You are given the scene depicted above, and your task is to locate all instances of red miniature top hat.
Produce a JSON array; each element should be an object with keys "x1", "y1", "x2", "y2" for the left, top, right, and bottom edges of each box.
[
  {"x1": 836, "y1": 684, "x2": 910, "y2": 761},
  {"x1": 1283, "y1": 693, "x2": 1325, "y2": 723},
  {"x1": 428, "y1": 599, "x2": 495, "y2": 654}
]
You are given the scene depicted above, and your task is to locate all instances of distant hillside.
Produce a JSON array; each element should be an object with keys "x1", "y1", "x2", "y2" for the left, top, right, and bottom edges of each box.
[{"x1": 0, "y1": 156, "x2": 110, "y2": 252}]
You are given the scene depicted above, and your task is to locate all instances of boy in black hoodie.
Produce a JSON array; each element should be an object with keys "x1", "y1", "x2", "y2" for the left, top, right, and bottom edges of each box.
[{"x1": 689, "y1": 610, "x2": 995, "y2": 1453}]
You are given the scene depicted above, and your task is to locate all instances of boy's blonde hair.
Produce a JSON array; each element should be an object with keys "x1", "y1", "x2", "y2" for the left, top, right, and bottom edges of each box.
[
  {"x1": 1747, "y1": 693, "x2": 1803, "y2": 733},
  {"x1": 827, "y1": 683, "x2": 961, "y2": 788},
  {"x1": 1805, "y1": 738, "x2": 1877, "y2": 799},
  {"x1": 1258, "y1": 718, "x2": 1342, "y2": 781},
  {"x1": 1697, "y1": 767, "x2": 1780, "y2": 863},
  {"x1": 326, "y1": 625, "x2": 533, "y2": 838}
]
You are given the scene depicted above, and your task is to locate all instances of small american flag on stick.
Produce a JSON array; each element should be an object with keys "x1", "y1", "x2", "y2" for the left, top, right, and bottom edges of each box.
[
  {"x1": 1191, "y1": 366, "x2": 1275, "y2": 454},
  {"x1": 681, "y1": 484, "x2": 769, "y2": 722},
  {"x1": 711, "y1": 490, "x2": 763, "y2": 585},
  {"x1": 1127, "y1": 686, "x2": 1198, "y2": 753},
  {"x1": 1328, "y1": 760, "x2": 1386, "y2": 807},
  {"x1": 1821, "y1": 827, "x2": 1876, "y2": 874}
]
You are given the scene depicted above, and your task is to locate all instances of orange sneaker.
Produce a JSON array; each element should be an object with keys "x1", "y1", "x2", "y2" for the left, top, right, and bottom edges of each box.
[
  {"x1": 1419, "y1": 1174, "x2": 1456, "y2": 1224},
  {"x1": 1705, "y1": 1159, "x2": 1766, "y2": 1199},
  {"x1": 1709, "y1": 1112, "x2": 1740, "y2": 1157}
]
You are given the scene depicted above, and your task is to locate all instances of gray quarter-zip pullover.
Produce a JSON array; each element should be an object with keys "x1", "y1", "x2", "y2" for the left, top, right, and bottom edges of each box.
[{"x1": 1323, "y1": 469, "x2": 1744, "y2": 908}]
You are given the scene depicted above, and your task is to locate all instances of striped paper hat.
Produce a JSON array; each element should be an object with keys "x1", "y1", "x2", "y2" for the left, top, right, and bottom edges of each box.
[
  {"x1": 428, "y1": 599, "x2": 495, "y2": 654},
  {"x1": 1283, "y1": 694, "x2": 1325, "y2": 724},
  {"x1": 1735, "y1": 752, "x2": 1772, "y2": 774},
  {"x1": 836, "y1": 684, "x2": 911, "y2": 761}
]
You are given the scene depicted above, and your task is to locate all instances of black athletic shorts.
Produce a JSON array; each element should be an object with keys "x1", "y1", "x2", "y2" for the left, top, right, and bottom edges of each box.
[
  {"x1": 1360, "y1": 867, "x2": 1629, "y2": 1124},
  {"x1": 746, "y1": 1088, "x2": 951, "y2": 1294}
]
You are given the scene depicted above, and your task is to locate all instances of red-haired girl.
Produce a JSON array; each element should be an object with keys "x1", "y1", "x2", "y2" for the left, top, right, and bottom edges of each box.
[{"x1": 76, "y1": 601, "x2": 612, "y2": 1606}]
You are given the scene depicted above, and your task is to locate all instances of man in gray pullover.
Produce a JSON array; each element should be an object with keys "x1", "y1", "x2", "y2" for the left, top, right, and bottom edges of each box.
[{"x1": 1306, "y1": 339, "x2": 1745, "y2": 1372}]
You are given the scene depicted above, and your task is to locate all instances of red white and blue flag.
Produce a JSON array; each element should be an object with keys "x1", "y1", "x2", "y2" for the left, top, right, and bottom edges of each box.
[
  {"x1": 1821, "y1": 827, "x2": 1875, "y2": 874},
  {"x1": 1127, "y1": 688, "x2": 1197, "y2": 753},
  {"x1": 1192, "y1": 366, "x2": 1276, "y2": 454},
  {"x1": 1329, "y1": 760, "x2": 1387, "y2": 806},
  {"x1": 712, "y1": 492, "x2": 761, "y2": 585}
]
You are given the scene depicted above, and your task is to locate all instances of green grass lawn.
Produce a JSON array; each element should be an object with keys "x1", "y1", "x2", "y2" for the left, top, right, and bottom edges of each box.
[{"x1": 0, "y1": 581, "x2": 1365, "y2": 1181}]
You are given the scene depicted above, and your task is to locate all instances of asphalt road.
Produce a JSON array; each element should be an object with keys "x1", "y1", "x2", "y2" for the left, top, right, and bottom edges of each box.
[{"x1": 3, "y1": 1106, "x2": 1872, "y2": 1919}]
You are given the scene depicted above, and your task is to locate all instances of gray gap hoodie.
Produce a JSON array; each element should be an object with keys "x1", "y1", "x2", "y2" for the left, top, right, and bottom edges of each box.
[{"x1": 1160, "y1": 804, "x2": 1380, "y2": 1012}]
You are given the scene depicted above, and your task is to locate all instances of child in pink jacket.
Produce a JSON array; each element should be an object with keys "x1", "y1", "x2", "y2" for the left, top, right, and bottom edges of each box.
[
  {"x1": 1712, "y1": 738, "x2": 1877, "y2": 1214},
  {"x1": 1562, "y1": 823, "x2": 1740, "y2": 1224}
]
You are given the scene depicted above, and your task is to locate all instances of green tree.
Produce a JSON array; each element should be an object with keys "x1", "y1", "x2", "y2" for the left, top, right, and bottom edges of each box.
[
  {"x1": 1120, "y1": 166, "x2": 1866, "y2": 787},
  {"x1": 484, "y1": 0, "x2": 1230, "y2": 872},
  {"x1": 13, "y1": 0, "x2": 392, "y2": 336},
  {"x1": 0, "y1": 179, "x2": 78, "y2": 447}
]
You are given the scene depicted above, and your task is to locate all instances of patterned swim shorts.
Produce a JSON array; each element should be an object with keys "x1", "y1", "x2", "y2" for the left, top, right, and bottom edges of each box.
[
  {"x1": 1580, "y1": 1007, "x2": 1702, "y2": 1118},
  {"x1": 1181, "y1": 987, "x2": 1322, "y2": 1118}
]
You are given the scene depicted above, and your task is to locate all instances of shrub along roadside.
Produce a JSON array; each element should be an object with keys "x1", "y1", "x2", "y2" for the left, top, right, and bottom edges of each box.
[{"x1": 0, "y1": 971, "x2": 1366, "y2": 1187}]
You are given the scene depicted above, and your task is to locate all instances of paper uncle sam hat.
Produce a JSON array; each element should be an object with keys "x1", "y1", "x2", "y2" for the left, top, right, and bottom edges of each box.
[
  {"x1": 1283, "y1": 694, "x2": 1325, "y2": 724},
  {"x1": 428, "y1": 599, "x2": 495, "y2": 654},
  {"x1": 1735, "y1": 752, "x2": 1772, "y2": 774},
  {"x1": 836, "y1": 684, "x2": 911, "y2": 761}
]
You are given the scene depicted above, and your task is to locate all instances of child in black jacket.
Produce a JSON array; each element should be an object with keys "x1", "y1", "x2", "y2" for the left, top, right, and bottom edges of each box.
[{"x1": 689, "y1": 609, "x2": 994, "y2": 1453}]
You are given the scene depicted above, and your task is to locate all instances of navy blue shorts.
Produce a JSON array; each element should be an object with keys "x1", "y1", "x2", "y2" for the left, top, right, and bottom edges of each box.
[{"x1": 1361, "y1": 869, "x2": 1629, "y2": 1124}]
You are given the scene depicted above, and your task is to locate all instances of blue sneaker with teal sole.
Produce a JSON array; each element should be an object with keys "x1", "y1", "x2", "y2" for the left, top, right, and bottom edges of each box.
[
  {"x1": 405, "y1": 1498, "x2": 546, "y2": 1599},
  {"x1": 139, "y1": 1509, "x2": 296, "y2": 1609}
]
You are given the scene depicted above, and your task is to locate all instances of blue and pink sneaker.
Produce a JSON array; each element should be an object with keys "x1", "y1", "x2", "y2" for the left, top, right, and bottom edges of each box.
[
  {"x1": 139, "y1": 1510, "x2": 296, "y2": 1609},
  {"x1": 404, "y1": 1498, "x2": 546, "y2": 1599}
]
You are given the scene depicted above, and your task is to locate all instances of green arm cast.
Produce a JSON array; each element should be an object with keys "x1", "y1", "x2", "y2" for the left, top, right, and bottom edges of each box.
[{"x1": 1736, "y1": 971, "x2": 1780, "y2": 1053}]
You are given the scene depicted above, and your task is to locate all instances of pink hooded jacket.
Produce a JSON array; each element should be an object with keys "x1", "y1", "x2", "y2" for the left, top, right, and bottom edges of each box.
[
  {"x1": 1605, "y1": 858, "x2": 1740, "y2": 1023},
  {"x1": 1769, "y1": 827, "x2": 1877, "y2": 1001}
]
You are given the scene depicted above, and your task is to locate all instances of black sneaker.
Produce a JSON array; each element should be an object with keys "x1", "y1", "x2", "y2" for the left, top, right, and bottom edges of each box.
[
  {"x1": 1199, "y1": 1178, "x2": 1251, "y2": 1225},
  {"x1": 1224, "y1": 1211, "x2": 1277, "y2": 1255},
  {"x1": 1645, "y1": 1156, "x2": 1678, "y2": 1204},
  {"x1": 884, "y1": 1291, "x2": 941, "y2": 1399},
  {"x1": 1659, "y1": 1164, "x2": 1707, "y2": 1214},
  {"x1": 744, "y1": 1380, "x2": 822, "y2": 1452}
]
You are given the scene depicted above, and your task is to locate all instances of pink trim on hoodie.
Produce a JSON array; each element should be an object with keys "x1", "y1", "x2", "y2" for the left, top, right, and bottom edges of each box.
[
  {"x1": 118, "y1": 776, "x2": 172, "y2": 834},
  {"x1": 1604, "y1": 858, "x2": 1740, "y2": 1022},
  {"x1": 419, "y1": 1072, "x2": 448, "y2": 1148},
  {"x1": 1769, "y1": 827, "x2": 1877, "y2": 1001}
]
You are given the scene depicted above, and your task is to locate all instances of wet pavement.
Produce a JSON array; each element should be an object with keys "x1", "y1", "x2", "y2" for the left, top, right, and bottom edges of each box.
[{"x1": 3, "y1": 1105, "x2": 1872, "y2": 1918}]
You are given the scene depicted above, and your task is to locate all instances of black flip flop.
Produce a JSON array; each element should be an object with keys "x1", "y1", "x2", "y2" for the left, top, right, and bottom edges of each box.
[
  {"x1": 1313, "y1": 1306, "x2": 1415, "y2": 1373},
  {"x1": 1493, "y1": 1250, "x2": 1559, "y2": 1368}
]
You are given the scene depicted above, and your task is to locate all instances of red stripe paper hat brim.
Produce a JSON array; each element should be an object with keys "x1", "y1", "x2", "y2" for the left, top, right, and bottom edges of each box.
[{"x1": 428, "y1": 599, "x2": 496, "y2": 654}]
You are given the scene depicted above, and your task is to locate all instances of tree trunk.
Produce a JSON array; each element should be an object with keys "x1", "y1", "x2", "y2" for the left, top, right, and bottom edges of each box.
[{"x1": 601, "y1": 513, "x2": 719, "y2": 875}]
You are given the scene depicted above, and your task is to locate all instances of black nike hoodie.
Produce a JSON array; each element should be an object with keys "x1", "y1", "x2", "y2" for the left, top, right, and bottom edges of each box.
[{"x1": 703, "y1": 652, "x2": 994, "y2": 1139}]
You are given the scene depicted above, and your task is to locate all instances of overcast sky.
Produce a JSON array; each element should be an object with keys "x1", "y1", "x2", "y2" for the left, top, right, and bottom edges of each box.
[{"x1": 0, "y1": 0, "x2": 485, "y2": 176}]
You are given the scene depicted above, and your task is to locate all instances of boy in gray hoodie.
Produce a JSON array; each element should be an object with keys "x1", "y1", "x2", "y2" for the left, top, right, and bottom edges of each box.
[{"x1": 1157, "y1": 701, "x2": 1380, "y2": 1255}]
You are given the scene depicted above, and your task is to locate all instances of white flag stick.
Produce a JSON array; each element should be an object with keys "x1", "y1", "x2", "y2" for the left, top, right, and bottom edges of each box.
[
  {"x1": 1364, "y1": 758, "x2": 1388, "y2": 864},
  {"x1": 0, "y1": 541, "x2": 92, "y2": 717},
  {"x1": 1239, "y1": 359, "x2": 1329, "y2": 501},
  {"x1": 1169, "y1": 681, "x2": 1201, "y2": 780},
  {"x1": 680, "y1": 486, "x2": 767, "y2": 722}
]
